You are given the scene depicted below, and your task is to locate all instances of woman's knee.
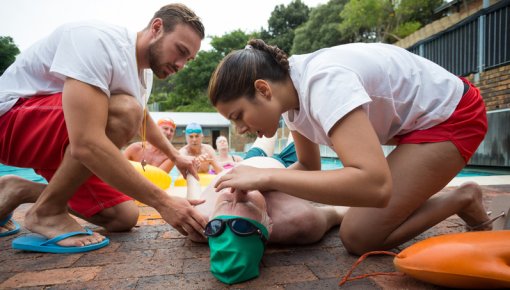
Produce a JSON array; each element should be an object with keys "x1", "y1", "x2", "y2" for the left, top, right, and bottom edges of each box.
[
  {"x1": 339, "y1": 223, "x2": 382, "y2": 256},
  {"x1": 107, "y1": 94, "x2": 143, "y2": 147}
]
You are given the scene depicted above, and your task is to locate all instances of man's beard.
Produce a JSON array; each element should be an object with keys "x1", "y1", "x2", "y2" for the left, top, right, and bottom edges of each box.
[{"x1": 148, "y1": 38, "x2": 168, "y2": 79}]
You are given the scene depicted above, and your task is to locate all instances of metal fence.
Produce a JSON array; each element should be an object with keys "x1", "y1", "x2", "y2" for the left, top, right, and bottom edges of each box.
[{"x1": 408, "y1": 0, "x2": 510, "y2": 76}]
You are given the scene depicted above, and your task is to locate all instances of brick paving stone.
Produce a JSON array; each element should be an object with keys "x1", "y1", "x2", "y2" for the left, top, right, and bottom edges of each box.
[
  {"x1": 118, "y1": 237, "x2": 185, "y2": 251},
  {"x1": 107, "y1": 230, "x2": 159, "y2": 242},
  {"x1": 154, "y1": 245, "x2": 209, "y2": 260},
  {"x1": 262, "y1": 247, "x2": 339, "y2": 267},
  {"x1": 370, "y1": 275, "x2": 444, "y2": 289},
  {"x1": 46, "y1": 278, "x2": 139, "y2": 290},
  {"x1": 182, "y1": 257, "x2": 210, "y2": 274},
  {"x1": 135, "y1": 274, "x2": 188, "y2": 289},
  {"x1": 242, "y1": 265, "x2": 317, "y2": 287},
  {"x1": 0, "y1": 266, "x2": 102, "y2": 288},
  {"x1": 285, "y1": 277, "x2": 380, "y2": 290},
  {"x1": 95, "y1": 259, "x2": 184, "y2": 280},
  {"x1": 73, "y1": 250, "x2": 154, "y2": 267},
  {"x1": 2, "y1": 253, "x2": 82, "y2": 272},
  {"x1": 137, "y1": 272, "x2": 230, "y2": 290}
]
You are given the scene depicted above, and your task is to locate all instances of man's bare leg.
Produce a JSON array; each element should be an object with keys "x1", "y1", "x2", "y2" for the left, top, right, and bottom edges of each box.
[
  {"x1": 265, "y1": 191, "x2": 348, "y2": 244},
  {"x1": 23, "y1": 94, "x2": 142, "y2": 246},
  {"x1": 251, "y1": 135, "x2": 277, "y2": 156},
  {"x1": 0, "y1": 175, "x2": 45, "y2": 233}
]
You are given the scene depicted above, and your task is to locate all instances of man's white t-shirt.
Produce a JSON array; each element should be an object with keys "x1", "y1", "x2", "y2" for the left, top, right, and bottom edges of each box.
[
  {"x1": 0, "y1": 21, "x2": 152, "y2": 116},
  {"x1": 283, "y1": 43, "x2": 465, "y2": 146}
]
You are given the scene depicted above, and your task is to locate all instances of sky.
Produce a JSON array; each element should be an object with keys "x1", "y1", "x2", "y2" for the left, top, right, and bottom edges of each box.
[{"x1": 0, "y1": 0, "x2": 328, "y2": 52}]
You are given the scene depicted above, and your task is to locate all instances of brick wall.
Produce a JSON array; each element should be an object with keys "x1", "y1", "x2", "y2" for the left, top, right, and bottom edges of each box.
[{"x1": 466, "y1": 64, "x2": 510, "y2": 111}]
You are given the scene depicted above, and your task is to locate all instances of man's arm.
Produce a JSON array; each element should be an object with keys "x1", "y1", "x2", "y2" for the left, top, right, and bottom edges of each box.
[{"x1": 63, "y1": 78, "x2": 206, "y2": 235}]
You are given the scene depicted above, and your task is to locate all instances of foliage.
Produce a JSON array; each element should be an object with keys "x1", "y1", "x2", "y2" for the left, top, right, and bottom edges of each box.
[
  {"x1": 292, "y1": 0, "x2": 350, "y2": 54},
  {"x1": 339, "y1": 0, "x2": 444, "y2": 43},
  {"x1": 210, "y1": 29, "x2": 255, "y2": 56},
  {"x1": 0, "y1": 36, "x2": 20, "y2": 75},
  {"x1": 259, "y1": 0, "x2": 310, "y2": 54}
]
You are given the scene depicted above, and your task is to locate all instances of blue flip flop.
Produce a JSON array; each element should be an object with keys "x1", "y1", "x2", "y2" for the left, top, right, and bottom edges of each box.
[
  {"x1": 12, "y1": 228, "x2": 109, "y2": 253},
  {"x1": 0, "y1": 213, "x2": 21, "y2": 237}
]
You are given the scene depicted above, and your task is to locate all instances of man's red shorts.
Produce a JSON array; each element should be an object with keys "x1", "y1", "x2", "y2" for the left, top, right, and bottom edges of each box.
[
  {"x1": 0, "y1": 93, "x2": 133, "y2": 217},
  {"x1": 397, "y1": 78, "x2": 488, "y2": 163}
]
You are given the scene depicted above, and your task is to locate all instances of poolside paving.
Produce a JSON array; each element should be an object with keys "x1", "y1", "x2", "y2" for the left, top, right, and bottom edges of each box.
[{"x1": 1, "y1": 182, "x2": 510, "y2": 289}]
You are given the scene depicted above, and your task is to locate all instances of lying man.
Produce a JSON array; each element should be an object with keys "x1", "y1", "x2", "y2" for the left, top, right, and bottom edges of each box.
[{"x1": 185, "y1": 155, "x2": 346, "y2": 284}]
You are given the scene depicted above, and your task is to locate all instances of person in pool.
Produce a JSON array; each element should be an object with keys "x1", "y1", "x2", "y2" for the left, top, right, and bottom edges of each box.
[
  {"x1": 208, "y1": 39, "x2": 494, "y2": 255},
  {"x1": 215, "y1": 135, "x2": 243, "y2": 171},
  {"x1": 179, "y1": 122, "x2": 223, "y2": 174},
  {"x1": 186, "y1": 155, "x2": 347, "y2": 284},
  {"x1": 124, "y1": 117, "x2": 177, "y2": 173}
]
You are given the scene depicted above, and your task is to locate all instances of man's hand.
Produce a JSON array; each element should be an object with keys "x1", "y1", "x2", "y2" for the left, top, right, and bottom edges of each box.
[
  {"x1": 157, "y1": 196, "x2": 206, "y2": 237},
  {"x1": 175, "y1": 154, "x2": 199, "y2": 179}
]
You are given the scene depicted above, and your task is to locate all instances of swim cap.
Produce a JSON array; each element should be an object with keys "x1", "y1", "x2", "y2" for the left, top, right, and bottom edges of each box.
[
  {"x1": 157, "y1": 118, "x2": 176, "y2": 128},
  {"x1": 185, "y1": 122, "x2": 203, "y2": 135},
  {"x1": 208, "y1": 215, "x2": 269, "y2": 284}
]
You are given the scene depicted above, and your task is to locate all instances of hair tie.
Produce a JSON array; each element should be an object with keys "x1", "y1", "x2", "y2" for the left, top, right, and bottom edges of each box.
[{"x1": 245, "y1": 44, "x2": 253, "y2": 50}]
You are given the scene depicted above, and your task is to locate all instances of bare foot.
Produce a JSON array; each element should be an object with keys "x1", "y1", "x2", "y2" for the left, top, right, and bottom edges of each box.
[
  {"x1": 0, "y1": 220, "x2": 17, "y2": 233},
  {"x1": 24, "y1": 207, "x2": 106, "y2": 247},
  {"x1": 0, "y1": 175, "x2": 44, "y2": 221},
  {"x1": 456, "y1": 182, "x2": 492, "y2": 231}
]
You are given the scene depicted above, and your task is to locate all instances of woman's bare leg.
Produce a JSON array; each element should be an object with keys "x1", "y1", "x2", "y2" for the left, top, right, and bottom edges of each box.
[{"x1": 340, "y1": 142, "x2": 490, "y2": 255}]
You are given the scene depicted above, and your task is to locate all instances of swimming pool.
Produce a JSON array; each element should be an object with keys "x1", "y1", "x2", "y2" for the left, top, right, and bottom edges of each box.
[
  {"x1": 320, "y1": 158, "x2": 510, "y2": 177},
  {"x1": 0, "y1": 160, "x2": 507, "y2": 183}
]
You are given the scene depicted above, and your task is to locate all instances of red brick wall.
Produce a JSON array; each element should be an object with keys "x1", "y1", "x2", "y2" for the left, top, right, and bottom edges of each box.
[{"x1": 466, "y1": 64, "x2": 510, "y2": 111}]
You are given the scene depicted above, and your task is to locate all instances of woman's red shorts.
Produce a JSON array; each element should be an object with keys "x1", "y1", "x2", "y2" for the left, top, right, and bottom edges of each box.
[{"x1": 397, "y1": 78, "x2": 488, "y2": 163}]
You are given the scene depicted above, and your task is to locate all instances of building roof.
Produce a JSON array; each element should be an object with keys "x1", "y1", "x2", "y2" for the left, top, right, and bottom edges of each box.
[{"x1": 149, "y1": 112, "x2": 231, "y2": 128}]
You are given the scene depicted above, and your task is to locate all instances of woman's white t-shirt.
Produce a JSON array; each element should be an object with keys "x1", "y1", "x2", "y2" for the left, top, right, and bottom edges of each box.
[
  {"x1": 0, "y1": 21, "x2": 152, "y2": 116},
  {"x1": 283, "y1": 42, "x2": 464, "y2": 146}
]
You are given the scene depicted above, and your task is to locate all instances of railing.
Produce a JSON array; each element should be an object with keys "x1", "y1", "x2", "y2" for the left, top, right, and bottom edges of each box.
[{"x1": 408, "y1": 0, "x2": 510, "y2": 76}]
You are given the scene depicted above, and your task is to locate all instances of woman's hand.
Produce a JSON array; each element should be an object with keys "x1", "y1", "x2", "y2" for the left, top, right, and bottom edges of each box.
[{"x1": 213, "y1": 165, "x2": 270, "y2": 192}]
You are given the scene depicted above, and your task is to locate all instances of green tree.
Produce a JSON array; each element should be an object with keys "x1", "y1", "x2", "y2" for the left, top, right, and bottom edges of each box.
[
  {"x1": 209, "y1": 29, "x2": 255, "y2": 56},
  {"x1": 339, "y1": 0, "x2": 444, "y2": 43},
  {"x1": 292, "y1": 0, "x2": 350, "y2": 54},
  {"x1": 260, "y1": 0, "x2": 310, "y2": 53},
  {"x1": 0, "y1": 36, "x2": 20, "y2": 75}
]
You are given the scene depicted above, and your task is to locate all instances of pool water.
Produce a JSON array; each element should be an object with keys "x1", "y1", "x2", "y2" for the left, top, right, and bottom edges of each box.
[{"x1": 320, "y1": 158, "x2": 507, "y2": 177}]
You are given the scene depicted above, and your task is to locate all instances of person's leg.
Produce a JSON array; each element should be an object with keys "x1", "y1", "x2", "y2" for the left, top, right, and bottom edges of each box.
[
  {"x1": 0, "y1": 175, "x2": 46, "y2": 233},
  {"x1": 265, "y1": 191, "x2": 348, "y2": 244},
  {"x1": 246, "y1": 135, "x2": 277, "y2": 157},
  {"x1": 6, "y1": 93, "x2": 141, "y2": 246},
  {"x1": 65, "y1": 93, "x2": 142, "y2": 232},
  {"x1": 339, "y1": 142, "x2": 489, "y2": 254}
]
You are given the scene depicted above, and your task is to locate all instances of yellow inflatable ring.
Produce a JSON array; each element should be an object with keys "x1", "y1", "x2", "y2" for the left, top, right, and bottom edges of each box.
[
  {"x1": 393, "y1": 230, "x2": 510, "y2": 289},
  {"x1": 130, "y1": 161, "x2": 171, "y2": 190},
  {"x1": 174, "y1": 173, "x2": 216, "y2": 187}
]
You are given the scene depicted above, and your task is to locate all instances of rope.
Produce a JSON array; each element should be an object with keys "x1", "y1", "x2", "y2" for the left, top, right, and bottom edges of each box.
[
  {"x1": 338, "y1": 250, "x2": 404, "y2": 287},
  {"x1": 140, "y1": 108, "x2": 147, "y2": 171}
]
